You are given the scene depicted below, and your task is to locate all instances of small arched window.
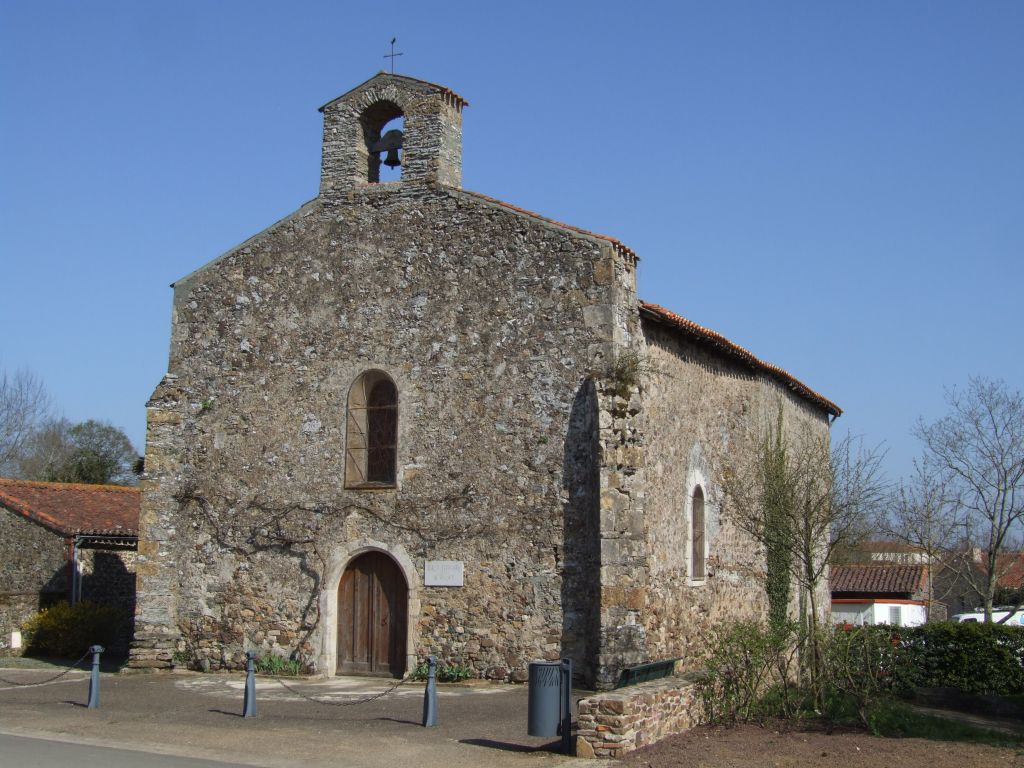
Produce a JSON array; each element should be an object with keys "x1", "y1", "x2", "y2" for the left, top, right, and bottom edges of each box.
[
  {"x1": 691, "y1": 486, "x2": 706, "y2": 580},
  {"x1": 345, "y1": 371, "x2": 398, "y2": 488}
]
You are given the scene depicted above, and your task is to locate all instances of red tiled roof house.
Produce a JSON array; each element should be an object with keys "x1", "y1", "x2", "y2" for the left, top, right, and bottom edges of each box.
[
  {"x1": 0, "y1": 479, "x2": 139, "y2": 654},
  {"x1": 831, "y1": 563, "x2": 929, "y2": 627}
]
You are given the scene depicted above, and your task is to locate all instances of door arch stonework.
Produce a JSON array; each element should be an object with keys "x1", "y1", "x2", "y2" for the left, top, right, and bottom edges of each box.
[{"x1": 317, "y1": 539, "x2": 419, "y2": 677}]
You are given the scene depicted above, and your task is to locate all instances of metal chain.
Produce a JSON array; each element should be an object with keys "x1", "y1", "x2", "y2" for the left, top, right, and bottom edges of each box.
[
  {"x1": 0, "y1": 650, "x2": 92, "y2": 688},
  {"x1": 272, "y1": 674, "x2": 412, "y2": 707}
]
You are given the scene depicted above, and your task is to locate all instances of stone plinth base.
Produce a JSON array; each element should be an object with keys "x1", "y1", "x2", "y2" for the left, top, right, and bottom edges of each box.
[{"x1": 575, "y1": 676, "x2": 703, "y2": 758}]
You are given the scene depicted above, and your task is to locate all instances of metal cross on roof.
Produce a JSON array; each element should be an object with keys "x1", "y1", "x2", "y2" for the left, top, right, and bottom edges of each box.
[{"x1": 384, "y1": 37, "x2": 403, "y2": 74}]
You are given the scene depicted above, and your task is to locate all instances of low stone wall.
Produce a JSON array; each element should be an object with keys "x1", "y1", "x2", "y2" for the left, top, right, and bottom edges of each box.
[{"x1": 575, "y1": 676, "x2": 703, "y2": 759}]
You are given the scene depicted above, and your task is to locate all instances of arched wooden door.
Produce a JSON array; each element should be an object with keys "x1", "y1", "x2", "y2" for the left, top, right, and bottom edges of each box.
[{"x1": 337, "y1": 552, "x2": 408, "y2": 677}]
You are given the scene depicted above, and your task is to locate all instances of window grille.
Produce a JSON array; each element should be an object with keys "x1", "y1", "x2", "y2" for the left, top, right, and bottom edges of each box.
[
  {"x1": 692, "y1": 486, "x2": 706, "y2": 580},
  {"x1": 345, "y1": 371, "x2": 398, "y2": 488}
]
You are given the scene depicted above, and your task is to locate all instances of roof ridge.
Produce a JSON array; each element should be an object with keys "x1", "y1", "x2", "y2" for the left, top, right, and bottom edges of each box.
[
  {"x1": 639, "y1": 301, "x2": 841, "y2": 417},
  {"x1": 0, "y1": 477, "x2": 139, "y2": 493},
  {"x1": 0, "y1": 489, "x2": 67, "y2": 534},
  {"x1": 834, "y1": 563, "x2": 924, "y2": 570},
  {"x1": 319, "y1": 72, "x2": 469, "y2": 112}
]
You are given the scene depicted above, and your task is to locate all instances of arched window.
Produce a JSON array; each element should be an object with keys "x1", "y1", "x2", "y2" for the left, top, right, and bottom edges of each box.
[
  {"x1": 346, "y1": 371, "x2": 398, "y2": 488},
  {"x1": 691, "y1": 486, "x2": 706, "y2": 580}
]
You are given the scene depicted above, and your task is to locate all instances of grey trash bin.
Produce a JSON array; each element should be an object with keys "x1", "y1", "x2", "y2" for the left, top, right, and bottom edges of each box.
[{"x1": 527, "y1": 660, "x2": 563, "y2": 737}]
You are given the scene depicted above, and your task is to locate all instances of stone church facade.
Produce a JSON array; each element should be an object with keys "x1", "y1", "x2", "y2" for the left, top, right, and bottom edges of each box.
[{"x1": 130, "y1": 73, "x2": 840, "y2": 688}]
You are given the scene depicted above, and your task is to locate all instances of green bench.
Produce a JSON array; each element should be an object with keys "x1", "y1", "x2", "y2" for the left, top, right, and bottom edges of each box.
[{"x1": 614, "y1": 658, "x2": 680, "y2": 689}]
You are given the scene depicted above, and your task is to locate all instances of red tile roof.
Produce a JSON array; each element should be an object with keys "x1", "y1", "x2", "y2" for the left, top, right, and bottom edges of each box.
[
  {"x1": 831, "y1": 564, "x2": 927, "y2": 595},
  {"x1": 450, "y1": 193, "x2": 837, "y2": 417},
  {"x1": 639, "y1": 302, "x2": 842, "y2": 417},
  {"x1": 0, "y1": 478, "x2": 139, "y2": 537},
  {"x1": 996, "y1": 553, "x2": 1024, "y2": 590}
]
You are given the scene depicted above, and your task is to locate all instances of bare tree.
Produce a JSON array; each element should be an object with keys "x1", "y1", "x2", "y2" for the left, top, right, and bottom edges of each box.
[
  {"x1": 915, "y1": 378, "x2": 1024, "y2": 622},
  {"x1": 15, "y1": 417, "x2": 74, "y2": 481},
  {"x1": 877, "y1": 461, "x2": 960, "y2": 620},
  {"x1": 723, "y1": 418, "x2": 887, "y2": 632},
  {"x1": 0, "y1": 368, "x2": 52, "y2": 475},
  {"x1": 723, "y1": 417, "x2": 886, "y2": 702}
]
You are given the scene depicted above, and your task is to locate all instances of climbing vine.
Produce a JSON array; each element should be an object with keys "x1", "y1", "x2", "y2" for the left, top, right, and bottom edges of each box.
[{"x1": 761, "y1": 408, "x2": 794, "y2": 630}]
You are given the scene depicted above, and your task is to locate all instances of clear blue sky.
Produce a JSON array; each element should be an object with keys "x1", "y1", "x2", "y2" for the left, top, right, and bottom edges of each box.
[{"x1": 1, "y1": 1, "x2": 1021, "y2": 483}]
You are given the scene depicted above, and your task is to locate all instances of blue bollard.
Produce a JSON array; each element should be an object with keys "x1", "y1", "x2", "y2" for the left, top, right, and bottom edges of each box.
[
  {"x1": 243, "y1": 651, "x2": 258, "y2": 718},
  {"x1": 87, "y1": 645, "x2": 104, "y2": 709},
  {"x1": 422, "y1": 655, "x2": 438, "y2": 727}
]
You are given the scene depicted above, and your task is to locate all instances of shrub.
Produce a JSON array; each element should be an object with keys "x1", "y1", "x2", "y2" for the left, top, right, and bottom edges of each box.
[
  {"x1": 698, "y1": 620, "x2": 805, "y2": 723},
  {"x1": 20, "y1": 601, "x2": 126, "y2": 658},
  {"x1": 821, "y1": 625, "x2": 902, "y2": 726},
  {"x1": 695, "y1": 619, "x2": 1024, "y2": 732}
]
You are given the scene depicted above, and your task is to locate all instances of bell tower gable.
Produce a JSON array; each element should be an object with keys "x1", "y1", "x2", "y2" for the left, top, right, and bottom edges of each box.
[{"x1": 319, "y1": 72, "x2": 467, "y2": 200}]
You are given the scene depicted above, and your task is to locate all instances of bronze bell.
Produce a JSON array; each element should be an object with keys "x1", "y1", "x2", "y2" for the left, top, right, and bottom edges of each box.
[
  {"x1": 382, "y1": 147, "x2": 401, "y2": 169},
  {"x1": 372, "y1": 129, "x2": 404, "y2": 169}
]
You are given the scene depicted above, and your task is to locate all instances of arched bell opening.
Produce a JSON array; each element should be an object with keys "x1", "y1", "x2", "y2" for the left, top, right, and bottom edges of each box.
[{"x1": 360, "y1": 100, "x2": 404, "y2": 183}]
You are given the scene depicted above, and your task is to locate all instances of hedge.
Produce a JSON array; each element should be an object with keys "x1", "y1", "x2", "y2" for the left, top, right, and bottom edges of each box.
[{"x1": 888, "y1": 622, "x2": 1024, "y2": 695}]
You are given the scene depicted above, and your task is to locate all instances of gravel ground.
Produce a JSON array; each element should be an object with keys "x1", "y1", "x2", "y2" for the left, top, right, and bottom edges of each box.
[{"x1": 620, "y1": 723, "x2": 1024, "y2": 768}]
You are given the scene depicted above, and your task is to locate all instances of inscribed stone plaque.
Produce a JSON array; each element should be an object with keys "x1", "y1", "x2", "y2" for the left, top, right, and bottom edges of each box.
[{"x1": 424, "y1": 560, "x2": 464, "y2": 587}]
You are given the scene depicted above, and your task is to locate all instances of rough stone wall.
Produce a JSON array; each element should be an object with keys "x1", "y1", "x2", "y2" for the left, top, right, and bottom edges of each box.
[
  {"x1": 576, "y1": 676, "x2": 704, "y2": 758},
  {"x1": 0, "y1": 509, "x2": 67, "y2": 641},
  {"x1": 638, "y1": 320, "x2": 832, "y2": 669},
  {"x1": 593, "y1": 252, "x2": 648, "y2": 687},
  {"x1": 132, "y1": 181, "x2": 631, "y2": 679},
  {"x1": 320, "y1": 76, "x2": 462, "y2": 200}
]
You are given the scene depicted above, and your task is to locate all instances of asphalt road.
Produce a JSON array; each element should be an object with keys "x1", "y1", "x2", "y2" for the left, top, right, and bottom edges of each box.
[{"x1": 0, "y1": 732, "x2": 263, "y2": 767}]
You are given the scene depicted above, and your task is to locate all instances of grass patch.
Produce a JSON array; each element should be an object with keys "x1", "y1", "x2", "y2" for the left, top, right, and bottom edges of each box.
[
  {"x1": 862, "y1": 699, "x2": 1022, "y2": 747},
  {"x1": 254, "y1": 655, "x2": 304, "y2": 676},
  {"x1": 410, "y1": 661, "x2": 475, "y2": 682}
]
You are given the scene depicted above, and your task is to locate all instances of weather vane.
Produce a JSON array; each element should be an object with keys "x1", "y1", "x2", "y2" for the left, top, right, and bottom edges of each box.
[{"x1": 384, "y1": 37, "x2": 403, "y2": 74}]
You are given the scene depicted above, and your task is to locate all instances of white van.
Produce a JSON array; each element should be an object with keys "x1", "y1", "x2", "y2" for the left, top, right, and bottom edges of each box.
[{"x1": 951, "y1": 610, "x2": 1024, "y2": 625}]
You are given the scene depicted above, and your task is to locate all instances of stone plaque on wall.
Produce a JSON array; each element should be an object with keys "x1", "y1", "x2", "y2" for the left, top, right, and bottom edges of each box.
[{"x1": 424, "y1": 560, "x2": 464, "y2": 587}]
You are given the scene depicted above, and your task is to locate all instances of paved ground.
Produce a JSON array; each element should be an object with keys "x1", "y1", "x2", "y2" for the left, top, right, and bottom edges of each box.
[
  {"x1": 1, "y1": 733, "x2": 267, "y2": 768},
  {"x1": 0, "y1": 663, "x2": 595, "y2": 768}
]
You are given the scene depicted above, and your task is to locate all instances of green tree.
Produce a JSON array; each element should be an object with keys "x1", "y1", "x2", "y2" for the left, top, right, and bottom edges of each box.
[{"x1": 21, "y1": 418, "x2": 139, "y2": 486}]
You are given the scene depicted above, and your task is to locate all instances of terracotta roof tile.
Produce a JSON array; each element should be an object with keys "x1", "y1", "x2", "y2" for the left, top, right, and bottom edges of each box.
[
  {"x1": 639, "y1": 302, "x2": 841, "y2": 417},
  {"x1": 831, "y1": 564, "x2": 927, "y2": 595},
  {"x1": 996, "y1": 552, "x2": 1024, "y2": 590},
  {"x1": 0, "y1": 478, "x2": 139, "y2": 537},
  {"x1": 452, "y1": 193, "x2": 837, "y2": 418}
]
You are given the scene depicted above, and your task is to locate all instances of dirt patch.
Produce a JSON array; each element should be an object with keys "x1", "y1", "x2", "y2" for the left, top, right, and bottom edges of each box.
[{"x1": 619, "y1": 723, "x2": 1024, "y2": 768}]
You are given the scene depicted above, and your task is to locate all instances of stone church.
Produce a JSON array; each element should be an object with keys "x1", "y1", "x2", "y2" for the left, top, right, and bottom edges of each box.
[{"x1": 130, "y1": 72, "x2": 840, "y2": 688}]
